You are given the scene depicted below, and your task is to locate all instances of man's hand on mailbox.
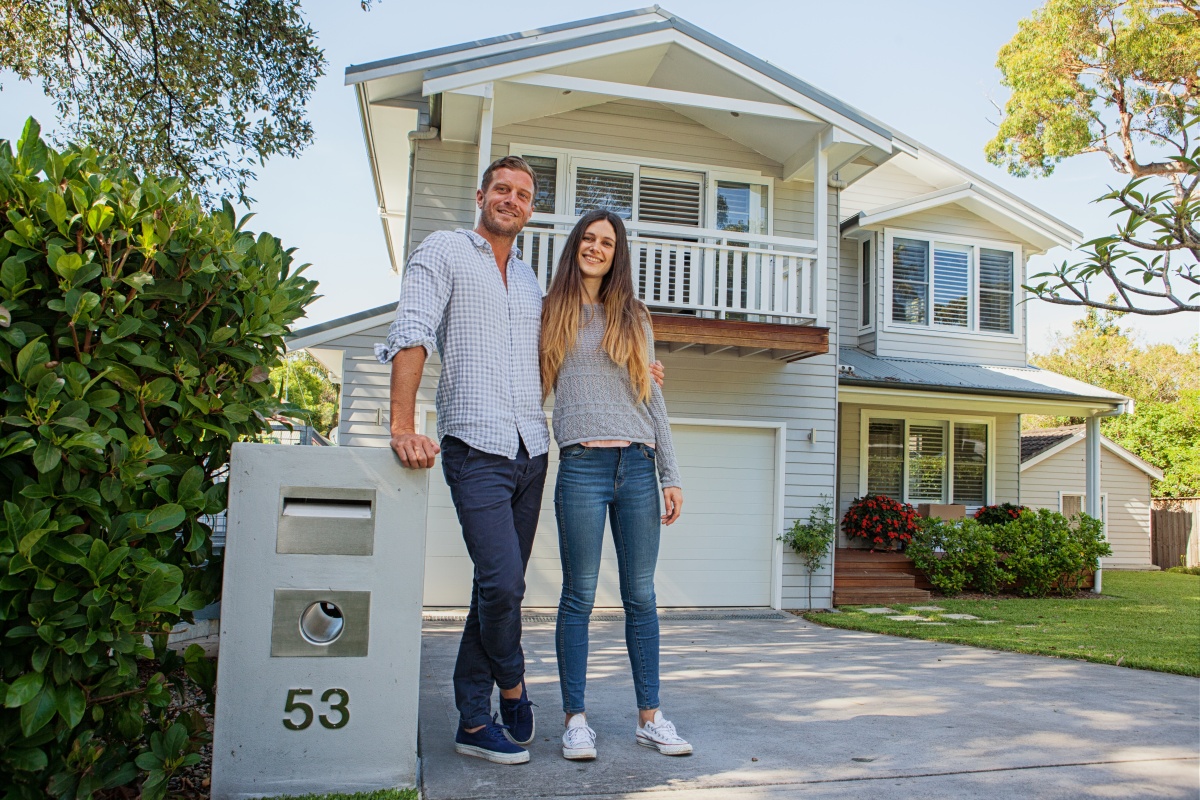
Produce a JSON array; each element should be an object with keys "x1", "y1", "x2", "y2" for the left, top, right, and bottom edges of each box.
[{"x1": 391, "y1": 432, "x2": 440, "y2": 469}]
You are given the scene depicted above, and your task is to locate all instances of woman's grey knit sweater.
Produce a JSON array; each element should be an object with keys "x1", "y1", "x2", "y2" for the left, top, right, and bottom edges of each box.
[{"x1": 551, "y1": 305, "x2": 681, "y2": 489}]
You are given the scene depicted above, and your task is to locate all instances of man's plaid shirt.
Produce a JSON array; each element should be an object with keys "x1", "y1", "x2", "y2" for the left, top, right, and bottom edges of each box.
[{"x1": 375, "y1": 228, "x2": 549, "y2": 458}]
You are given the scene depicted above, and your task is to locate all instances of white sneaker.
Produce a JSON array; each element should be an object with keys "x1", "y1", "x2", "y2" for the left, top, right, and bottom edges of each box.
[
  {"x1": 562, "y1": 714, "x2": 597, "y2": 760},
  {"x1": 636, "y1": 710, "x2": 692, "y2": 755}
]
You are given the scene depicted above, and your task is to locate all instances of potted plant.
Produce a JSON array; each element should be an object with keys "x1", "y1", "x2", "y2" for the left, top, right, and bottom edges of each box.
[
  {"x1": 842, "y1": 495, "x2": 920, "y2": 551},
  {"x1": 973, "y1": 502, "x2": 1029, "y2": 526},
  {"x1": 778, "y1": 496, "x2": 836, "y2": 609}
]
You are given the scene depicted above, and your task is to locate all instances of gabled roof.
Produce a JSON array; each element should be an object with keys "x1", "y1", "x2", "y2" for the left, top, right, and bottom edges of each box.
[{"x1": 1019, "y1": 424, "x2": 1165, "y2": 480}]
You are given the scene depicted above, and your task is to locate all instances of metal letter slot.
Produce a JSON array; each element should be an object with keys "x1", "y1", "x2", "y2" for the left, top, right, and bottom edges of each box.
[
  {"x1": 276, "y1": 487, "x2": 376, "y2": 555},
  {"x1": 271, "y1": 589, "x2": 371, "y2": 657}
]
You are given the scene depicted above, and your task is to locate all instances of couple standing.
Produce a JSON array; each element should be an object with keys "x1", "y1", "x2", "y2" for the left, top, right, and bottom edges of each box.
[{"x1": 376, "y1": 156, "x2": 693, "y2": 764}]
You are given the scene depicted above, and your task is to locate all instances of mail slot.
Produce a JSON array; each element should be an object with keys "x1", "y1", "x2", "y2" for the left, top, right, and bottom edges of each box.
[{"x1": 277, "y1": 487, "x2": 375, "y2": 555}]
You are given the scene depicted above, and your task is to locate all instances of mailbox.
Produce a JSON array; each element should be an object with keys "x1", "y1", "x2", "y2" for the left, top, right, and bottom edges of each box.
[{"x1": 211, "y1": 443, "x2": 427, "y2": 799}]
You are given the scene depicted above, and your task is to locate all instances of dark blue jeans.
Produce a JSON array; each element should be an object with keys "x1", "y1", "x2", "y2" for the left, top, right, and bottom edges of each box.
[
  {"x1": 441, "y1": 436, "x2": 548, "y2": 729},
  {"x1": 554, "y1": 443, "x2": 661, "y2": 714}
]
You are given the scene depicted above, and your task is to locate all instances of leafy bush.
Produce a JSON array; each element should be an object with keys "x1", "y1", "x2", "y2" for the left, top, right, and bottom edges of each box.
[
  {"x1": 779, "y1": 496, "x2": 835, "y2": 608},
  {"x1": 992, "y1": 509, "x2": 1112, "y2": 597},
  {"x1": 908, "y1": 509, "x2": 1112, "y2": 598},
  {"x1": 973, "y1": 502, "x2": 1029, "y2": 526},
  {"x1": 0, "y1": 119, "x2": 316, "y2": 798},
  {"x1": 841, "y1": 495, "x2": 920, "y2": 550},
  {"x1": 907, "y1": 517, "x2": 1006, "y2": 595}
]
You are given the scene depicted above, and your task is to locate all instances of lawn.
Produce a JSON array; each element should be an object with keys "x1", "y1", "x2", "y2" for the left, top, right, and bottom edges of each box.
[
  {"x1": 279, "y1": 791, "x2": 418, "y2": 800},
  {"x1": 805, "y1": 570, "x2": 1200, "y2": 676}
]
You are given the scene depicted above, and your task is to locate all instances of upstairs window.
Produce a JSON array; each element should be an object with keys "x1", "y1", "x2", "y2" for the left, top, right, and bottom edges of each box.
[
  {"x1": 860, "y1": 237, "x2": 873, "y2": 329},
  {"x1": 886, "y1": 230, "x2": 1019, "y2": 337}
]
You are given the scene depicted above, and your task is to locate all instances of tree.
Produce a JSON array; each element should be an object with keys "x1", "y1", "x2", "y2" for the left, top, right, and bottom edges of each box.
[
  {"x1": 987, "y1": 0, "x2": 1200, "y2": 315},
  {"x1": 1028, "y1": 310, "x2": 1200, "y2": 496},
  {"x1": 0, "y1": 118, "x2": 317, "y2": 797},
  {"x1": 0, "y1": 1, "x2": 371, "y2": 203},
  {"x1": 270, "y1": 351, "x2": 339, "y2": 437}
]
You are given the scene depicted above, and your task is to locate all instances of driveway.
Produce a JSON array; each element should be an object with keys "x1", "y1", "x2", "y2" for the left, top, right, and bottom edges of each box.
[{"x1": 417, "y1": 611, "x2": 1199, "y2": 800}]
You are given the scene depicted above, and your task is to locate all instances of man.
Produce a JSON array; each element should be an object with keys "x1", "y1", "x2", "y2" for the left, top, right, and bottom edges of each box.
[{"x1": 375, "y1": 155, "x2": 546, "y2": 765}]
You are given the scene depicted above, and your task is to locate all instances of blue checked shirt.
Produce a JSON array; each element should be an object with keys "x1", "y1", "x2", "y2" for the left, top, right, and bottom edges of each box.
[{"x1": 374, "y1": 229, "x2": 549, "y2": 459}]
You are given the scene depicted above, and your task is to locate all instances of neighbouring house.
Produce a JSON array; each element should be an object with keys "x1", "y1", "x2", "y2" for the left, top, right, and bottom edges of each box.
[
  {"x1": 1020, "y1": 426, "x2": 1162, "y2": 570},
  {"x1": 288, "y1": 7, "x2": 1132, "y2": 609}
]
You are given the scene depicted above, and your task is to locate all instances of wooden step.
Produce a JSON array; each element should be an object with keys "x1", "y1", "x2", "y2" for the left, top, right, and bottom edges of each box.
[
  {"x1": 833, "y1": 587, "x2": 932, "y2": 606},
  {"x1": 835, "y1": 573, "x2": 921, "y2": 589}
]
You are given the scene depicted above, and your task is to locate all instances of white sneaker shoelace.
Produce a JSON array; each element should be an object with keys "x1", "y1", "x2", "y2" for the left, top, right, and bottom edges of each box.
[
  {"x1": 641, "y1": 717, "x2": 684, "y2": 744},
  {"x1": 564, "y1": 723, "x2": 596, "y2": 749},
  {"x1": 637, "y1": 711, "x2": 692, "y2": 755}
]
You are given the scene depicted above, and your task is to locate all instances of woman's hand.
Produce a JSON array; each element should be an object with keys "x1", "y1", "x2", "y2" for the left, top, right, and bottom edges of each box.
[
  {"x1": 650, "y1": 360, "x2": 665, "y2": 387},
  {"x1": 661, "y1": 486, "x2": 682, "y2": 525}
]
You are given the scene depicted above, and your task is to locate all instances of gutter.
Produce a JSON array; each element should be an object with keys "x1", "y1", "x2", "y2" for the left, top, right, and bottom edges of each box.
[{"x1": 837, "y1": 378, "x2": 1127, "y2": 407}]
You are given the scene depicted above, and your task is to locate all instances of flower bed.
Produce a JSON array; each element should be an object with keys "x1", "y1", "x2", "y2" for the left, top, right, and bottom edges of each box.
[{"x1": 842, "y1": 495, "x2": 920, "y2": 550}]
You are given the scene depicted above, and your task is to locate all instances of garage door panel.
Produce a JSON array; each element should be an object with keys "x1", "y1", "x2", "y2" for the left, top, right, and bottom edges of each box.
[{"x1": 422, "y1": 420, "x2": 776, "y2": 608}]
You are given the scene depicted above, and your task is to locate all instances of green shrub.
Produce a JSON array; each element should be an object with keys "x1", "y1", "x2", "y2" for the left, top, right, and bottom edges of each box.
[
  {"x1": 992, "y1": 509, "x2": 1111, "y2": 597},
  {"x1": 778, "y1": 496, "x2": 836, "y2": 608},
  {"x1": 973, "y1": 502, "x2": 1029, "y2": 526},
  {"x1": 0, "y1": 119, "x2": 317, "y2": 799},
  {"x1": 907, "y1": 517, "x2": 1007, "y2": 595}
]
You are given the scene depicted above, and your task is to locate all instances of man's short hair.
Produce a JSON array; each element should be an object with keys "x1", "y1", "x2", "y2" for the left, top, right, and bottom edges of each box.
[{"x1": 481, "y1": 155, "x2": 538, "y2": 197}]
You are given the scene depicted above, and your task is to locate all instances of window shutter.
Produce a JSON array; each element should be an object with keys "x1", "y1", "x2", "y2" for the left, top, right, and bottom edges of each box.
[
  {"x1": 861, "y1": 239, "x2": 873, "y2": 327},
  {"x1": 637, "y1": 172, "x2": 701, "y2": 227},
  {"x1": 933, "y1": 243, "x2": 970, "y2": 327},
  {"x1": 907, "y1": 423, "x2": 946, "y2": 501},
  {"x1": 523, "y1": 155, "x2": 558, "y2": 214},
  {"x1": 979, "y1": 249, "x2": 1014, "y2": 333},
  {"x1": 866, "y1": 419, "x2": 904, "y2": 499},
  {"x1": 952, "y1": 423, "x2": 987, "y2": 505},
  {"x1": 891, "y1": 238, "x2": 929, "y2": 325},
  {"x1": 574, "y1": 167, "x2": 634, "y2": 219}
]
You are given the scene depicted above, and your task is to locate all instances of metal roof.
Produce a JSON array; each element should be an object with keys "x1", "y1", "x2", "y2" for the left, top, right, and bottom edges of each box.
[
  {"x1": 838, "y1": 348, "x2": 1130, "y2": 406},
  {"x1": 1020, "y1": 425, "x2": 1083, "y2": 462}
]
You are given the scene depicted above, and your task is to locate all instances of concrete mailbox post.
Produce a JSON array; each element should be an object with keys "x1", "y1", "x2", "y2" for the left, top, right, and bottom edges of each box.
[{"x1": 211, "y1": 443, "x2": 427, "y2": 799}]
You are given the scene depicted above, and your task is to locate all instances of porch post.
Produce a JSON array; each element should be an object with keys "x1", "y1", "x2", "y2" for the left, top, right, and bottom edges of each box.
[
  {"x1": 813, "y1": 130, "x2": 829, "y2": 328},
  {"x1": 1086, "y1": 414, "x2": 1102, "y2": 593},
  {"x1": 474, "y1": 82, "x2": 495, "y2": 224}
]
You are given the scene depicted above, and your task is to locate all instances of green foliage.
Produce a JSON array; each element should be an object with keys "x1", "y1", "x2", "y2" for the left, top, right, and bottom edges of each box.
[
  {"x1": 270, "y1": 351, "x2": 339, "y2": 437},
  {"x1": 1029, "y1": 313, "x2": 1200, "y2": 496},
  {"x1": 0, "y1": 118, "x2": 317, "y2": 798},
  {"x1": 778, "y1": 497, "x2": 835, "y2": 608},
  {"x1": 908, "y1": 510, "x2": 1111, "y2": 597},
  {"x1": 987, "y1": 0, "x2": 1198, "y2": 182},
  {"x1": 0, "y1": 1, "x2": 338, "y2": 202}
]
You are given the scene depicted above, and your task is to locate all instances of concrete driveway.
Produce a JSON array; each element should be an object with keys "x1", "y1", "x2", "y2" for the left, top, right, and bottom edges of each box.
[{"x1": 417, "y1": 611, "x2": 1199, "y2": 800}]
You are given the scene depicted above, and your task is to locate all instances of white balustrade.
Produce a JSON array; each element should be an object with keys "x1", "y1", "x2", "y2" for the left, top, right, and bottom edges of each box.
[{"x1": 518, "y1": 214, "x2": 821, "y2": 324}]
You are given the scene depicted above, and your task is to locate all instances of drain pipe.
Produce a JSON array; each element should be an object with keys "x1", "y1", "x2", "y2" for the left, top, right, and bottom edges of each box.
[
  {"x1": 408, "y1": 126, "x2": 439, "y2": 142},
  {"x1": 1090, "y1": 403, "x2": 1131, "y2": 594}
]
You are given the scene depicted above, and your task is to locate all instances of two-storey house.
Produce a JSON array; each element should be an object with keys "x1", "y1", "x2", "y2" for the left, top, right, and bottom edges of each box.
[{"x1": 289, "y1": 8, "x2": 1131, "y2": 609}]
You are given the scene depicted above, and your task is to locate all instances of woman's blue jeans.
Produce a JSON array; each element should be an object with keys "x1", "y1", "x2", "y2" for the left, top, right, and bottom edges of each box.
[{"x1": 554, "y1": 443, "x2": 661, "y2": 714}]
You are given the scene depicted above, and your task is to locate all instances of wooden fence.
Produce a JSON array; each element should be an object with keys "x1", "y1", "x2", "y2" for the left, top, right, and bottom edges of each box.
[{"x1": 1151, "y1": 498, "x2": 1200, "y2": 568}]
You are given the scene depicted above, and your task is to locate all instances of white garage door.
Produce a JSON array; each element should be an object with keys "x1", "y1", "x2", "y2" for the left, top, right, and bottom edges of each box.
[{"x1": 422, "y1": 416, "x2": 777, "y2": 608}]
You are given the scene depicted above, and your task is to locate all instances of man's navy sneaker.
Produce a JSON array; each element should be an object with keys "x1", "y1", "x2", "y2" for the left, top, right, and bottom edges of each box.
[
  {"x1": 454, "y1": 720, "x2": 529, "y2": 764},
  {"x1": 499, "y1": 682, "x2": 536, "y2": 746}
]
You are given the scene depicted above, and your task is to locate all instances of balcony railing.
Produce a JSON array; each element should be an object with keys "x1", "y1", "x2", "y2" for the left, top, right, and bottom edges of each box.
[{"x1": 518, "y1": 214, "x2": 822, "y2": 325}]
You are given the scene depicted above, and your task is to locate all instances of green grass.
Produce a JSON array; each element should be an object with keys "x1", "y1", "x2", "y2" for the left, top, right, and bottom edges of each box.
[
  {"x1": 805, "y1": 571, "x2": 1200, "y2": 676},
  {"x1": 276, "y1": 791, "x2": 418, "y2": 800}
]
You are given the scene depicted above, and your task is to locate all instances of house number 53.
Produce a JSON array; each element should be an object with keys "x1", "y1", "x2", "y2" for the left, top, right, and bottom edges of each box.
[{"x1": 283, "y1": 688, "x2": 350, "y2": 730}]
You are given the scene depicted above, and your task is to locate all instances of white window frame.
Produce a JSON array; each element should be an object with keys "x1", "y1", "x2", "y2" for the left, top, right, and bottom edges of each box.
[
  {"x1": 882, "y1": 227, "x2": 1022, "y2": 342},
  {"x1": 1059, "y1": 491, "x2": 1109, "y2": 535},
  {"x1": 509, "y1": 143, "x2": 771, "y2": 232},
  {"x1": 858, "y1": 233, "x2": 875, "y2": 333},
  {"x1": 858, "y1": 410, "x2": 996, "y2": 506}
]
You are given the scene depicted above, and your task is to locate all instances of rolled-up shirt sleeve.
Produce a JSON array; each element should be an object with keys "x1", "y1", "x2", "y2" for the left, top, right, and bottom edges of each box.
[{"x1": 374, "y1": 235, "x2": 453, "y2": 363}]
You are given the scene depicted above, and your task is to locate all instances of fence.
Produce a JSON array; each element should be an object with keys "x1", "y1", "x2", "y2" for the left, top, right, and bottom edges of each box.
[{"x1": 1150, "y1": 497, "x2": 1199, "y2": 568}]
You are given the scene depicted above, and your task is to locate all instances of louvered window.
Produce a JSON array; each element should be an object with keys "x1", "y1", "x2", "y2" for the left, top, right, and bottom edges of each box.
[
  {"x1": 523, "y1": 155, "x2": 558, "y2": 214},
  {"x1": 892, "y1": 237, "x2": 929, "y2": 325},
  {"x1": 638, "y1": 170, "x2": 702, "y2": 227},
  {"x1": 861, "y1": 238, "x2": 873, "y2": 327},
  {"x1": 952, "y1": 423, "x2": 988, "y2": 505},
  {"x1": 979, "y1": 248, "x2": 1014, "y2": 333},
  {"x1": 574, "y1": 167, "x2": 634, "y2": 219},
  {"x1": 908, "y1": 423, "x2": 947, "y2": 502},
  {"x1": 866, "y1": 419, "x2": 904, "y2": 499},
  {"x1": 933, "y1": 244, "x2": 971, "y2": 327}
]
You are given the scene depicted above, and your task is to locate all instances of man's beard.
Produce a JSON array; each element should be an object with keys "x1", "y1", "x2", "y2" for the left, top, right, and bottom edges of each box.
[{"x1": 480, "y1": 204, "x2": 525, "y2": 238}]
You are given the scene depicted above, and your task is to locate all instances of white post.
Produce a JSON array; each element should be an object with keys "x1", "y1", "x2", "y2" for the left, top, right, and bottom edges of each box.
[
  {"x1": 813, "y1": 130, "x2": 829, "y2": 328},
  {"x1": 473, "y1": 83, "x2": 495, "y2": 225},
  {"x1": 1086, "y1": 414, "x2": 1102, "y2": 593}
]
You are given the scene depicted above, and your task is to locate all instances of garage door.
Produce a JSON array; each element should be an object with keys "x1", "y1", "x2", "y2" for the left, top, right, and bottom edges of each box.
[{"x1": 422, "y1": 416, "x2": 776, "y2": 608}]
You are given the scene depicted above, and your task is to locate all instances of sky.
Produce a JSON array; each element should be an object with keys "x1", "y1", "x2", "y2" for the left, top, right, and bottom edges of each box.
[{"x1": 2, "y1": 0, "x2": 1196, "y2": 353}]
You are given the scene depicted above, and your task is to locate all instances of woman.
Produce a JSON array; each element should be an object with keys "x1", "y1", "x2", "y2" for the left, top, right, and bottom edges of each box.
[{"x1": 540, "y1": 208, "x2": 692, "y2": 761}]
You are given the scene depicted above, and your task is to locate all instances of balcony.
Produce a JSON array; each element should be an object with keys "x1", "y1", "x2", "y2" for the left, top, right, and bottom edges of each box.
[{"x1": 518, "y1": 214, "x2": 829, "y2": 361}]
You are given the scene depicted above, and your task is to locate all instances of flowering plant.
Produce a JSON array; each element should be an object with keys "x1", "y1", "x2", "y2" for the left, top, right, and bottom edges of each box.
[
  {"x1": 842, "y1": 495, "x2": 920, "y2": 549},
  {"x1": 973, "y1": 503, "x2": 1029, "y2": 526}
]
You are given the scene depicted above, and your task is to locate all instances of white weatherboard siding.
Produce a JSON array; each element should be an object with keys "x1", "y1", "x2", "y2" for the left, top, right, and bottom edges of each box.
[
  {"x1": 424, "y1": 421, "x2": 777, "y2": 608},
  {"x1": 836, "y1": 402, "x2": 1020, "y2": 548},
  {"x1": 1021, "y1": 443, "x2": 1154, "y2": 569}
]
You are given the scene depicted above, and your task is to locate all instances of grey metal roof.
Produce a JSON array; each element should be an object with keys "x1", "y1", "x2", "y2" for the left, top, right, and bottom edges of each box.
[
  {"x1": 1020, "y1": 425, "x2": 1083, "y2": 462},
  {"x1": 287, "y1": 303, "x2": 395, "y2": 342},
  {"x1": 838, "y1": 348, "x2": 1129, "y2": 405}
]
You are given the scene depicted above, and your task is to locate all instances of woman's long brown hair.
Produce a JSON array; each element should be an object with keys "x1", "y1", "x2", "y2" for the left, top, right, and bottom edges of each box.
[{"x1": 540, "y1": 209, "x2": 651, "y2": 402}]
